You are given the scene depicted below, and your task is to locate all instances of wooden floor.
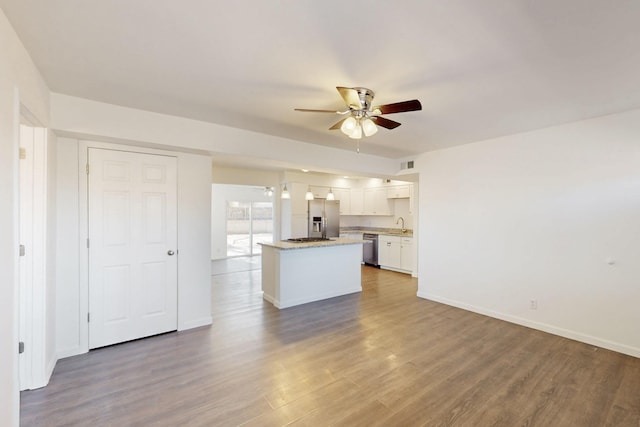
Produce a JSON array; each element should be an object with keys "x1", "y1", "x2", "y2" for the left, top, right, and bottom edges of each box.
[{"x1": 21, "y1": 265, "x2": 640, "y2": 426}]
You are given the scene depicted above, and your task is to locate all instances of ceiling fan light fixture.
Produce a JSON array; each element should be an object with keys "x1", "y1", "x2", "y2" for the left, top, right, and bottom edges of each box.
[
  {"x1": 348, "y1": 124, "x2": 362, "y2": 139},
  {"x1": 295, "y1": 86, "x2": 421, "y2": 149},
  {"x1": 340, "y1": 116, "x2": 357, "y2": 135},
  {"x1": 362, "y1": 118, "x2": 378, "y2": 136}
]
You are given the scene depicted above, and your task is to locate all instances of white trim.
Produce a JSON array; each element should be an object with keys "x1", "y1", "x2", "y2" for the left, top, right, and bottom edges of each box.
[
  {"x1": 18, "y1": 124, "x2": 34, "y2": 390},
  {"x1": 12, "y1": 86, "x2": 21, "y2": 427},
  {"x1": 270, "y1": 288, "x2": 362, "y2": 309},
  {"x1": 29, "y1": 126, "x2": 50, "y2": 389},
  {"x1": 261, "y1": 292, "x2": 276, "y2": 306},
  {"x1": 77, "y1": 143, "x2": 89, "y2": 355},
  {"x1": 178, "y1": 317, "x2": 213, "y2": 331},
  {"x1": 56, "y1": 346, "x2": 84, "y2": 360},
  {"x1": 18, "y1": 117, "x2": 53, "y2": 390},
  {"x1": 380, "y1": 266, "x2": 412, "y2": 275},
  {"x1": 418, "y1": 291, "x2": 640, "y2": 359}
]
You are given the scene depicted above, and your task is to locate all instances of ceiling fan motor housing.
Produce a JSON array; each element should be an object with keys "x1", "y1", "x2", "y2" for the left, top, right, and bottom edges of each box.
[{"x1": 352, "y1": 87, "x2": 375, "y2": 111}]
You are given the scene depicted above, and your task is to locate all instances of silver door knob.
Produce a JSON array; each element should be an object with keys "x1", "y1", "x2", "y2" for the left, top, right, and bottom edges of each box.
[{"x1": 167, "y1": 250, "x2": 175, "y2": 256}]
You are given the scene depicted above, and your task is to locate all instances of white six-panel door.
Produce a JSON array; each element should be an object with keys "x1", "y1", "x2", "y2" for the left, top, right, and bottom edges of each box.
[{"x1": 88, "y1": 148, "x2": 178, "y2": 349}]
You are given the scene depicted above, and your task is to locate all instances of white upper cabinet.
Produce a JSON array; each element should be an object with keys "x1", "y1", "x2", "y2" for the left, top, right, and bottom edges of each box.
[
  {"x1": 364, "y1": 187, "x2": 392, "y2": 215},
  {"x1": 350, "y1": 188, "x2": 364, "y2": 215},
  {"x1": 332, "y1": 188, "x2": 350, "y2": 214},
  {"x1": 309, "y1": 185, "x2": 329, "y2": 199},
  {"x1": 387, "y1": 185, "x2": 411, "y2": 199}
]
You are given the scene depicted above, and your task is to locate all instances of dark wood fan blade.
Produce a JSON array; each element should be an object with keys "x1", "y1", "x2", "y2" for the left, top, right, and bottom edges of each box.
[
  {"x1": 336, "y1": 87, "x2": 361, "y2": 109},
  {"x1": 329, "y1": 118, "x2": 347, "y2": 130},
  {"x1": 373, "y1": 99, "x2": 422, "y2": 115},
  {"x1": 295, "y1": 108, "x2": 341, "y2": 113},
  {"x1": 373, "y1": 116, "x2": 402, "y2": 129}
]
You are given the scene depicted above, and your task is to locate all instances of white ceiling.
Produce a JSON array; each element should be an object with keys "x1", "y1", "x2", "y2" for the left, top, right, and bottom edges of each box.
[{"x1": 3, "y1": 0, "x2": 640, "y2": 159}]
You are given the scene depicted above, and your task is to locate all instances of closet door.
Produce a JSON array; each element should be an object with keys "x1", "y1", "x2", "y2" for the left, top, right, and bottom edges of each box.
[{"x1": 88, "y1": 148, "x2": 177, "y2": 349}]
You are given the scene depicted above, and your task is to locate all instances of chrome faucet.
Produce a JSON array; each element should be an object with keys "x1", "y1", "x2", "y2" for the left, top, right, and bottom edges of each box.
[{"x1": 396, "y1": 216, "x2": 406, "y2": 233}]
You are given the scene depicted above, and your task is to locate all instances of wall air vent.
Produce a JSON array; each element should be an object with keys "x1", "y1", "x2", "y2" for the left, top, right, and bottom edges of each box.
[{"x1": 400, "y1": 160, "x2": 415, "y2": 170}]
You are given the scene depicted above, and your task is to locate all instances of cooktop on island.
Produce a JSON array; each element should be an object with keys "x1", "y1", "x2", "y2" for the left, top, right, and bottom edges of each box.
[{"x1": 286, "y1": 237, "x2": 333, "y2": 243}]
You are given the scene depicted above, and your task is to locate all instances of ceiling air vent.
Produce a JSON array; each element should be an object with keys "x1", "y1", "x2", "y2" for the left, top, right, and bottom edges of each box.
[{"x1": 400, "y1": 160, "x2": 415, "y2": 170}]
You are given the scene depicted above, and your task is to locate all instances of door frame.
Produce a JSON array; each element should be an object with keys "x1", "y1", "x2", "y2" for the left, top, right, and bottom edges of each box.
[
  {"x1": 78, "y1": 141, "x2": 180, "y2": 353},
  {"x1": 18, "y1": 109, "x2": 50, "y2": 390}
]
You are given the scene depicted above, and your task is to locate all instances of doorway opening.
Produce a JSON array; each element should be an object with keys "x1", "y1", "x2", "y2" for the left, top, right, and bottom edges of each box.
[
  {"x1": 211, "y1": 184, "x2": 275, "y2": 262},
  {"x1": 226, "y1": 201, "x2": 273, "y2": 257}
]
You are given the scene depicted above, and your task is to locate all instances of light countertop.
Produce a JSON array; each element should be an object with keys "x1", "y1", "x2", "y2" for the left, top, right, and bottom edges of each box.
[
  {"x1": 340, "y1": 228, "x2": 414, "y2": 237},
  {"x1": 259, "y1": 238, "x2": 367, "y2": 251}
]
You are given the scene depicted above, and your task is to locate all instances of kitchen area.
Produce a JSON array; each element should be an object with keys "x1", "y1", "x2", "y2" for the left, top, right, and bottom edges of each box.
[
  {"x1": 278, "y1": 172, "x2": 416, "y2": 276},
  {"x1": 256, "y1": 172, "x2": 416, "y2": 309},
  {"x1": 211, "y1": 169, "x2": 417, "y2": 309}
]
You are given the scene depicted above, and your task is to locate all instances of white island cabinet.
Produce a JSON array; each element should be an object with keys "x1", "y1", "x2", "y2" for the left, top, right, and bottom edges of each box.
[{"x1": 259, "y1": 238, "x2": 365, "y2": 309}]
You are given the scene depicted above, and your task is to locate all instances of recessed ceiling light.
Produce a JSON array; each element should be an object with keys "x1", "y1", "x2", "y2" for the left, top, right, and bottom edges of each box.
[{"x1": 301, "y1": 169, "x2": 309, "y2": 172}]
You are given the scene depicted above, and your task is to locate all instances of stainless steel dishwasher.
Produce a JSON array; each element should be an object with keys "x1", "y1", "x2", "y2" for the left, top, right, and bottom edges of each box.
[{"x1": 363, "y1": 233, "x2": 379, "y2": 266}]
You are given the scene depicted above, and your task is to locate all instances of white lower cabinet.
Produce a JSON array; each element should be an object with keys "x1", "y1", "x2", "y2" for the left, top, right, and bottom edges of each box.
[
  {"x1": 378, "y1": 235, "x2": 413, "y2": 274},
  {"x1": 400, "y1": 237, "x2": 413, "y2": 272},
  {"x1": 378, "y1": 235, "x2": 400, "y2": 268}
]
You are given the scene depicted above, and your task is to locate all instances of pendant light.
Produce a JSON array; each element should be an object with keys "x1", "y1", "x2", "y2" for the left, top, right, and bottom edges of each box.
[
  {"x1": 305, "y1": 186, "x2": 314, "y2": 200},
  {"x1": 326, "y1": 187, "x2": 335, "y2": 200},
  {"x1": 281, "y1": 184, "x2": 290, "y2": 199}
]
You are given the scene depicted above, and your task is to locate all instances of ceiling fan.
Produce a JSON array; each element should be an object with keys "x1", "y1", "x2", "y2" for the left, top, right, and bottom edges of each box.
[{"x1": 295, "y1": 86, "x2": 422, "y2": 145}]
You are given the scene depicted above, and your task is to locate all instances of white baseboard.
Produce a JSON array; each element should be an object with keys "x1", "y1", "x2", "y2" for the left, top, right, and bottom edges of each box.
[
  {"x1": 178, "y1": 316, "x2": 212, "y2": 331},
  {"x1": 45, "y1": 355, "x2": 57, "y2": 385},
  {"x1": 262, "y1": 293, "x2": 276, "y2": 305},
  {"x1": 57, "y1": 346, "x2": 86, "y2": 360},
  {"x1": 418, "y1": 291, "x2": 640, "y2": 359},
  {"x1": 276, "y1": 287, "x2": 362, "y2": 309}
]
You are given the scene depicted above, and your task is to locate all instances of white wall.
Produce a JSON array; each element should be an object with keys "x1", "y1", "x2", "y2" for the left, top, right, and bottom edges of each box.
[
  {"x1": 55, "y1": 138, "x2": 80, "y2": 357},
  {"x1": 417, "y1": 108, "x2": 640, "y2": 357},
  {"x1": 0, "y1": 8, "x2": 51, "y2": 425},
  {"x1": 211, "y1": 184, "x2": 275, "y2": 260},
  {"x1": 177, "y1": 153, "x2": 212, "y2": 330},
  {"x1": 212, "y1": 166, "x2": 280, "y2": 187},
  {"x1": 55, "y1": 140, "x2": 213, "y2": 355}
]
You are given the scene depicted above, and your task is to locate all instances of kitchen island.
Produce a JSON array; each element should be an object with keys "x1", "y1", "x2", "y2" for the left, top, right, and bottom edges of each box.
[{"x1": 259, "y1": 238, "x2": 365, "y2": 309}]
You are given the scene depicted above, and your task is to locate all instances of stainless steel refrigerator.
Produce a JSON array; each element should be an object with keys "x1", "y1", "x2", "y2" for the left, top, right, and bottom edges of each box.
[{"x1": 308, "y1": 200, "x2": 340, "y2": 238}]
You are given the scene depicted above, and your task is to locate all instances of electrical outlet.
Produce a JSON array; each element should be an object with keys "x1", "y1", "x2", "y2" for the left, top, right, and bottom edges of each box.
[{"x1": 530, "y1": 299, "x2": 538, "y2": 310}]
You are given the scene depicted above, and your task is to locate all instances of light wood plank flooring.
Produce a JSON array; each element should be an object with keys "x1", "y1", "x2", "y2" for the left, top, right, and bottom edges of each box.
[{"x1": 21, "y1": 264, "x2": 640, "y2": 426}]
